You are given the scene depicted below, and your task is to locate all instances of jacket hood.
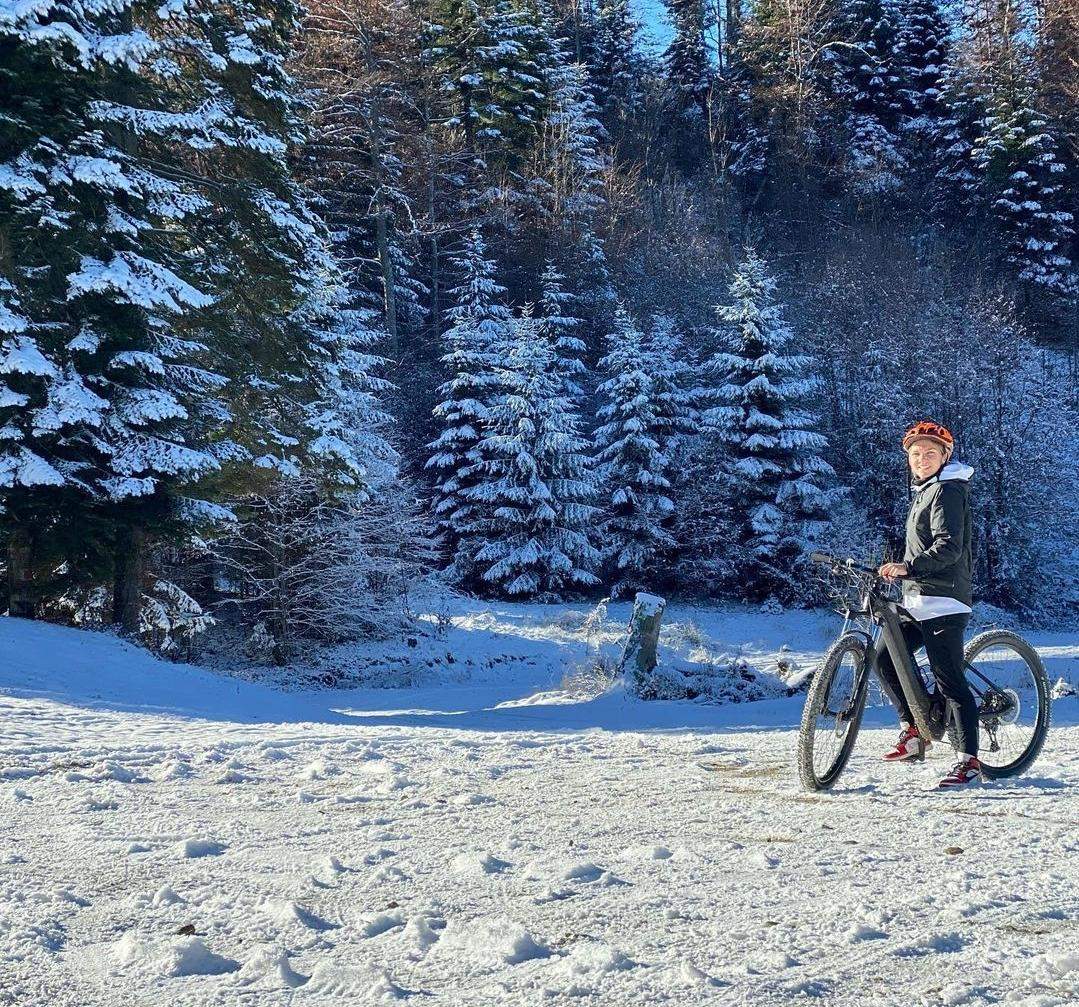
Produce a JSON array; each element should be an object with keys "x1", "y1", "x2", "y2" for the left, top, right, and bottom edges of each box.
[
  {"x1": 911, "y1": 460, "x2": 974, "y2": 491},
  {"x1": 938, "y1": 461, "x2": 974, "y2": 482}
]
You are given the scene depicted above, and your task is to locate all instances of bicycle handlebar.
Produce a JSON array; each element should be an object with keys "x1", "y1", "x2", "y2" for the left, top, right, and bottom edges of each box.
[{"x1": 809, "y1": 551, "x2": 880, "y2": 576}]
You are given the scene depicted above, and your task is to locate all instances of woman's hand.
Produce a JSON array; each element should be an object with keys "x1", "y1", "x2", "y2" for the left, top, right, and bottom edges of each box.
[{"x1": 878, "y1": 562, "x2": 910, "y2": 581}]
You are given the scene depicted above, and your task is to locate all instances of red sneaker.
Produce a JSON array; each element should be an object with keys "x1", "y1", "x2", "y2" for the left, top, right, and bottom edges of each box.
[
  {"x1": 883, "y1": 725, "x2": 930, "y2": 763},
  {"x1": 938, "y1": 756, "x2": 984, "y2": 789}
]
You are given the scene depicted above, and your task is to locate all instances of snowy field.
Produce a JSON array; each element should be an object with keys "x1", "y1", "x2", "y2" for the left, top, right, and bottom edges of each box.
[{"x1": 2, "y1": 604, "x2": 1078, "y2": 1006}]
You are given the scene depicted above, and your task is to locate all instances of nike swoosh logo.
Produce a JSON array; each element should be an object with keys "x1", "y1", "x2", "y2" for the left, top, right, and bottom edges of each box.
[{"x1": 932, "y1": 628, "x2": 946, "y2": 636}]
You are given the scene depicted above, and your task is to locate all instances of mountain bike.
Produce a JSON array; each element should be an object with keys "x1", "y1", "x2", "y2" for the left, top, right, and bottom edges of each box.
[{"x1": 797, "y1": 552, "x2": 1051, "y2": 791}]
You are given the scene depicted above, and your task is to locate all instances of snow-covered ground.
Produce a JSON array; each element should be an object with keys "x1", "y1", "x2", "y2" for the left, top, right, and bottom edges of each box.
[{"x1": 2, "y1": 603, "x2": 1078, "y2": 1006}]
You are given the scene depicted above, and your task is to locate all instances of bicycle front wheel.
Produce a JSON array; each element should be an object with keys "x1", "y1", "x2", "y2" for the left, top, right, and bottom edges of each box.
[
  {"x1": 798, "y1": 633, "x2": 869, "y2": 791},
  {"x1": 963, "y1": 630, "x2": 1051, "y2": 779}
]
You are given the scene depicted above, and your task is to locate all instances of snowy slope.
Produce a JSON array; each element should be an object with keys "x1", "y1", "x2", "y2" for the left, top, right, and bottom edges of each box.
[{"x1": 2, "y1": 611, "x2": 1078, "y2": 1006}]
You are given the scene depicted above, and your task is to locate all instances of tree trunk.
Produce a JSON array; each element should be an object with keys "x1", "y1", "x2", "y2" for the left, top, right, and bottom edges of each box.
[
  {"x1": 618, "y1": 592, "x2": 667, "y2": 692},
  {"x1": 8, "y1": 527, "x2": 36, "y2": 619},
  {"x1": 375, "y1": 210, "x2": 399, "y2": 357},
  {"x1": 113, "y1": 525, "x2": 145, "y2": 634}
]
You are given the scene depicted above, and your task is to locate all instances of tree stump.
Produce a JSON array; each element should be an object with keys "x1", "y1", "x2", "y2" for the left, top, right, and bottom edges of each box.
[
  {"x1": 7, "y1": 527, "x2": 36, "y2": 619},
  {"x1": 618, "y1": 592, "x2": 666, "y2": 695}
]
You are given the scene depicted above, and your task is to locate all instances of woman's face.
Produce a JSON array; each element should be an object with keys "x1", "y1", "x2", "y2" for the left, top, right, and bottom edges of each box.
[{"x1": 907, "y1": 439, "x2": 945, "y2": 479}]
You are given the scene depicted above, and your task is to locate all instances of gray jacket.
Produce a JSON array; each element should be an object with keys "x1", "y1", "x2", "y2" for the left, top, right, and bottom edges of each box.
[{"x1": 903, "y1": 461, "x2": 974, "y2": 606}]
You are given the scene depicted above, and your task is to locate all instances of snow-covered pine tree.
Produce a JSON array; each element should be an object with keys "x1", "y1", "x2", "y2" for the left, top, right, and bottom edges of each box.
[
  {"x1": 0, "y1": 0, "x2": 409, "y2": 628},
  {"x1": 538, "y1": 55, "x2": 613, "y2": 300},
  {"x1": 929, "y1": 64, "x2": 990, "y2": 222},
  {"x1": 893, "y1": 0, "x2": 950, "y2": 141},
  {"x1": 663, "y1": 0, "x2": 713, "y2": 124},
  {"x1": 422, "y1": 0, "x2": 551, "y2": 163},
  {"x1": 974, "y1": 92, "x2": 1077, "y2": 303},
  {"x1": 468, "y1": 308, "x2": 599, "y2": 598},
  {"x1": 0, "y1": 0, "x2": 232, "y2": 624},
  {"x1": 587, "y1": 0, "x2": 646, "y2": 139},
  {"x1": 828, "y1": 0, "x2": 908, "y2": 196},
  {"x1": 709, "y1": 248, "x2": 841, "y2": 601},
  {"x1": 643, "y1": 315, "x2": 700, "y2": 453},
  {"x1": 538, "y1": 261, "x2": 588, "y2": 400},
  {"x1": 286, "y1": 264, "x2": 399, "y2": 497},
  {"x1": 593, "y1": 306, "x2": 676, "y2": 598},
  {"x1": 425, "y1": 231, "x2": 512, "y2": 585}
]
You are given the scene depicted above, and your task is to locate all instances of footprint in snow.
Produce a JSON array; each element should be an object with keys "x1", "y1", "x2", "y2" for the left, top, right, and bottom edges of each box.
[
  {"x1": 894, "y1": 932, "x2": 969, "y2": 957},
  {"x1": 449, "y1": 792, "x2": 495, "y2": 806},
  {"x1": 678, "y1": 961, "x2": 730, "y2": 988},
  {"x1": 300, "y1": 760, "x2": 338, "y2": 781},
  {"x1": 552, "y1": 941, "x2": 636, "y2": 978},
  {"x1": 214, "y1": 769, "x2": 252, "y2": 784},
  {"x1": 403, "y1": 914, "x2": 444, "y2": 953},
  {"x1": 619, "y1": 845, "x2": 673, "y2": 861},
  {"x1": 114, "y1": 932, "x2": 239, "y2": 977},
  {"x1": 368, "y1": 864, "x2": 409, "y2": 885},
  {"x1": 525, "y1": 859, "x2": 626, "y2": 888},
  {"x1": 235, "y1": 944, "x2": 307, "y2": 990},
  {"x1": 179, "y1": 838, "x2": 227, "y2": 858},
  {"x1": 157, "y1": 760, "x2": 195, "y2": 782},
  {"x1": 321, "y1": 854, "x2": 349, "y2": 875},
  {"x1": 744, "y1": 951, "x2": 799, "y2": 974},
  {"x1": 431, "y1": 917, "x2": 550, "y2": 966},
  {"x1": 359, "y1": 908, "x2": 407, "y2": 938},
  {"x1": 261, "y1": 899, "x2": 337, "y2": 932},
  {"x1": 847, "y1": 922, "x2": 888, "y2": 942},
  {"x1": 259, "y1": 746, "x2": 291, "y2": 763},
  {"x1": 151, "y1": 886, "x2": 186, "y2": 907},
  {"x1": 301, "y1": 962, "x2": 407, "y2": 999},
  {"x1": 450, "y1": 851, "x2": 511, "y2": 875},
  {"x1": 50, "y1": 887, "x2": 90, "y2": 907}
]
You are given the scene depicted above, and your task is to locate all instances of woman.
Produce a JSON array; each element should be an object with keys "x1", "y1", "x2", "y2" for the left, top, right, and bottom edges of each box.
[{"x1": 876, "y1": 420, "x2": 982, "y2": 790}]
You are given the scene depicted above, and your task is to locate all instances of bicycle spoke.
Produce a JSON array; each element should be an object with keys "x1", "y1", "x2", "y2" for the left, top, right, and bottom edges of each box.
[
  {"x1": 968, "y1": 641, "x2": 1042, "y2": 773},
  {"x1": 812, "y1": 651, "x2": 859, "y2": 781}
]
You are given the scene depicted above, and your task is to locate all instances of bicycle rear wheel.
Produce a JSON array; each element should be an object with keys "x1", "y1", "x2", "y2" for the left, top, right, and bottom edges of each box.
[
  {"x1": 798, "y1": 634, "x2": 869, "y2": 791},
  {"x1": 963, "y1": 630, "x2": 1051, "y2": 779}
]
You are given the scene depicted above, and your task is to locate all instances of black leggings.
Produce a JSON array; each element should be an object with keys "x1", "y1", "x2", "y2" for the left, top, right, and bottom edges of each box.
[{"x1": 876, "y1": 612, "x2": 979, "y2": 756}]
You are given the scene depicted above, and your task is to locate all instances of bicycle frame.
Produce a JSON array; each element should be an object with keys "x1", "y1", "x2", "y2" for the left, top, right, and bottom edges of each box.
[
  {"x1": 836, "y1": 586, "x2": 940, "y2": 742},
  {"x1": 866, "y1": 594, "x2": 941, "y2": 741}
]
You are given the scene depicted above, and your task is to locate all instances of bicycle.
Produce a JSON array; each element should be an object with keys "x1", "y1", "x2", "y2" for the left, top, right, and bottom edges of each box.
[{"x1": 797, "y1": 551, "x2": 1052, "y2": 792}]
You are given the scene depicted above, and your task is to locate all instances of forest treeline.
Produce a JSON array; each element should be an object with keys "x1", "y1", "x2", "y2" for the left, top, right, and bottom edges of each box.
[{"x1": 1, "y1": 0, "x2": 1076, "y2": 659}]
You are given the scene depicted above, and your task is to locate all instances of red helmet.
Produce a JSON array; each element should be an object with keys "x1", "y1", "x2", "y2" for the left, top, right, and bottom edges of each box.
[{"x1": 902, "y1": 420, "x2": 954, "y2": 458}]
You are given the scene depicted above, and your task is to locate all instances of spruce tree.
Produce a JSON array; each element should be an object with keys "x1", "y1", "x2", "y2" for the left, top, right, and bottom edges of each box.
[
  {"x1": 709, "y1": 248, "x2": 841, "y2": 601},
  {"x1": 539, "y1": 56, "x2": 612, "y2": 298},
  {"x1": 975, "y1": 94, "x2": 1077, "y2": 302},
  {"x1": 423, "y1": 0, "x2": 551, "y2": 163},
  {"x1": 537, "y1": 261, "x2": 588, "y2": 400},
  {"x1": 593, "y1": 306, "x2": 675, "y2": 598},
  {"x1": 930, "y1": 65, "x2": 990, "y2": 221},
  {"x1": 588, "y1": 0, "x2": 646, "y2": 140},
  {"x1": 0, "y1": 0, "x2": 230, "y2": 621},
  {"x1": 469, "y1": 309, "x2": 599, "y2": 598},
  {"x1": 893, "y1": 0, "x2": 950, "y2": 138},
  {"x1": 829, "y1": 0, "x2": 907, "y2": 196},
  {"x1": 663, "y1": 0, "x2": 713, "y2": 124},
  {"x1": 0, "y1": 0, "x2": 405, "y2": 626},
  {"x1": 425, "y1": 232, "x2": 512, "y2": 584}
]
